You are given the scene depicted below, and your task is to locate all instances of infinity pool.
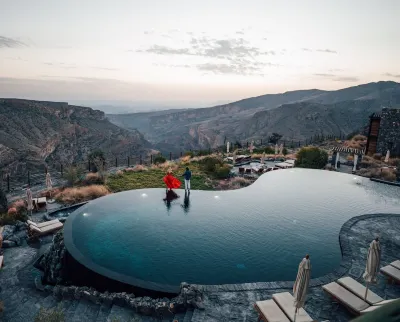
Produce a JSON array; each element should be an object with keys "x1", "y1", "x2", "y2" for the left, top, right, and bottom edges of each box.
[{"x1": 64, "y1": 169, "x2": 400, "y2": 292}]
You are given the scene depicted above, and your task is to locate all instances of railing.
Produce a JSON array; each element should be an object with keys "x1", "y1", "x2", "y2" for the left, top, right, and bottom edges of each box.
[{"x1": 1, "y1": 133, "x2": 347, "y2": 193}]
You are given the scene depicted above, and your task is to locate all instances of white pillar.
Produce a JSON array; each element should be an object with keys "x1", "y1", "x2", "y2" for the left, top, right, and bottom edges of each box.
[
  {"x1": 335, "y1": 152, "x2": 340, "y2": 169},
  {"x1": 353, "y1": 154, "x2": 358, "y2": 172}
]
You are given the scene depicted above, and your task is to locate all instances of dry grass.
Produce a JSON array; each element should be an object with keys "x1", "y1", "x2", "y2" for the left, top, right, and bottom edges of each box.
[
  {"x1": 358, "y1": 167, "x2": 397, "y2": 181},
  {"x1": 215, "y1": 177, "x2": 254, "y2": 190},
  {"x1": 344, "y1": 135, "x2": 367, "y2": 150},
  {"x1": 54, "y1": 185, "x2": 110, "y2": 204},
  {"x1": 81, "y1": 172, "x2": 105, "y2": 185}
]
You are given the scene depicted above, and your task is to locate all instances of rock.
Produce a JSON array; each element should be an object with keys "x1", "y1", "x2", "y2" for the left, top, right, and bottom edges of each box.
[
  {"x1": 2, "y1": 225, "x2": 16, "y2": 240},
  {"x1": 7, "y1": 235, "x2": 21, "y2": 246},
  {"x1": 34, "y1": 276, "x2": 45, "y2": 291},
  {"x1": 2, "y1": 240, "x2": 16, "y2": 248}
]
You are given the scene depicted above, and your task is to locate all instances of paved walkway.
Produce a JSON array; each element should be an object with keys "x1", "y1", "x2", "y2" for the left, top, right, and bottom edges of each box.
[{"x1": 0, "y1": 214, "x2": 399, "y2": 321}]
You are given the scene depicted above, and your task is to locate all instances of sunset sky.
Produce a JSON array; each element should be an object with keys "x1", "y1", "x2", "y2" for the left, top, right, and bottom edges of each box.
[{"x1": 1, "y1": 0, "x2": 399, "y2": 106}]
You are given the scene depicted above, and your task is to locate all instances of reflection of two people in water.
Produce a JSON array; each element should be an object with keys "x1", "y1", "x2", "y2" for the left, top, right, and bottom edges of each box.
[
  {"x1": 163, "y1": 189, "x2": 190, "y2": 213},
  {"x1": 162, "y1": 168, "x2": 190, "y2": 213}
]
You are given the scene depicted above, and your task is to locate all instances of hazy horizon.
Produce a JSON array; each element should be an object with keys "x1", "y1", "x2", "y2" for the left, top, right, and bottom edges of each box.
[{"x1": 1, "y1": 0, "x2": 399, "y2": 106}]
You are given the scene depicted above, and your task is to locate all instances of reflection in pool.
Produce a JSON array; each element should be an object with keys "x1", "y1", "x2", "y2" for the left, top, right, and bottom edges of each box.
[{"x1": 64, "y1": 169, "x2": 400, "y2": 292}]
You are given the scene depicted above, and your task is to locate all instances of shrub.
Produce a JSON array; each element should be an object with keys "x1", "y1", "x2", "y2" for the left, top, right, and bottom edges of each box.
[
  {"x1": 63, "y1": 166, "x2": 84, "y2": 186},
  {"x1": 88, "y1": 150, "x2": 105, "y2": 173},
  {"x1": 153, "y1": 155, "x2": 166, "y2": 164},
  {"x1": 54, "y1": 185, "x2": 110, "y2": 204},
  {"x1": 373, "y1": 153, "x2": 382, "y2": 160},
  {"x1": 81, "y1": 172, "x2": 105, "y2": 185},
  {"x1": 132, "y1": 165, "x2": 148, "y2": 172},
  {"x1": 353, "y1": 134, "x2": 367, "y2": 141},
  {"x1": 10, "y1": 199, "x2": 27, "y2": 215},
  {"x1": 199, "y1": 157, "x2": 223, "y2": 173},
  {"x1": 7, "y1": 207, "x2": 17, "y2": 216},
  {"x1": 184, "y1": 151, "x2": 194, "y2": 157},
  {"x1": 214, "y1": 164, "x2": 231, "y2": 179},
  {"x1": 34, "y1": 306, "x2": 65, "y2": 322},
  {"x1": 282, "y1": 147, "x2": 288, "y2": 156},
  {"x1": 295, "y1": 147, "x2": 328, "y2": 169},
  {"x1": 116, "y1": 170, "x2": 124, "y2": 177}
]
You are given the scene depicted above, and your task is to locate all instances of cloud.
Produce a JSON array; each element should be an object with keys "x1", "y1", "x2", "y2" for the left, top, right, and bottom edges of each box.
[
  {"x1": 43, "y1": 62, "x2": 77, "y2": 69},
  {"x1": 0, "y1": 36, "x2": 27, "y2": 48},
  {"x1": 333, "y1": 76, "x2": 359, "y2": 82},
  {"x1": 314, "y1": 73, "x2": 336, "y2": 77},
  {"x1": 90, "y1": 66, "x2": 119, "y2": 71},
  {"x1": 136, "y1": 34, "x2": 279, "y2": 76},
  {"x1": 236, "y1": 31, "x2": 244, "y2": 35},
  {"x1": 302, "y1": 48, "x2": 337, "y2": 54},
  {"x1": 6, "y1": 56, "x2": 28, "y2": 61},
  {"x1": 138, "y1": 45, "x2": 191, "y2": 55},
  {"x1": 316, "y1": 49, "x2": 337, "y2": 54},
  {"x1": 329, "y1": 68, "x2": 344, "y2": 72},
  {"x1": 383, "y1": 72, "x2": 400, "y2": 78},
  {"x1": 313, "y1": 73, "x2": 359, "y2": 82}
]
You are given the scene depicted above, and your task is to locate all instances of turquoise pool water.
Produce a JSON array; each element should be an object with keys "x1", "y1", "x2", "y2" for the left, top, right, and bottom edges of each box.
[{"x1": 64, "y1": 169, "x2": 400, "y2": 291}]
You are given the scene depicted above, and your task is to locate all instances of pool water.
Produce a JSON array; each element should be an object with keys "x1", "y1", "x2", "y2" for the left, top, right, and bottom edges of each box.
[{"x1": 64, "y1": 169, "x2": 400, "y2": 290}]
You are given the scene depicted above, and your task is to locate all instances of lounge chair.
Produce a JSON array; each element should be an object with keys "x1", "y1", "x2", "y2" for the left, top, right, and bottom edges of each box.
[
  {"x1": 28, "y1": 221, "x2": 63, "y2": 237},
  {"x1": 254, "y1": 299, "x2": 290, "y2": 322},
  {"x1": 337, "y1": 277, "x2": 383, "y2": 305},
  {"x1": 390, "y1": 260, "x2": 400, "y2": 270},
  {"x1": 380, "y1": 265, "x2": 400, "y2": 284},
  {"x1": 27, "y1": 219, "x2": 60, "y2": 228},
  {"x1": 322, "y1": 282, "x2": 380, "y2": 315},
  {"x1": 272, "y1": 292, "x2": 314, "y2": 322}
]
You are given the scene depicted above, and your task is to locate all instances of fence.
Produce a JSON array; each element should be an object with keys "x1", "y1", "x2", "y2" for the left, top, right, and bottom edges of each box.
[{"x1": 1, "y1": 132, "x2": 347, "y2": 193}]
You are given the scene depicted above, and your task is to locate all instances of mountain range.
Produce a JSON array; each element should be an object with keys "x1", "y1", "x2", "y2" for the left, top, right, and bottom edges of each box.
[
  {"x1": 107, "y1": 81, "x2": 400, "y2": 154},
  {"x1": 1, "y1": 81, "x2": 400, "y2": 176},
  {"x1": 0, "y1": 99, "x2": 151, "y2": 176}
]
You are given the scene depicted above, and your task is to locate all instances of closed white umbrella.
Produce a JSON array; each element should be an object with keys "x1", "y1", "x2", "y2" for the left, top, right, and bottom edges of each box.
[
  {"x1": 232, "y1": 150, "x2": 237, "y2": 164},
  {"x1": 279, "y1": 144, "x2": 284, "y2": 155},
  {"x1": 275, "y1": 144, "x2": 278, "y2": 155},
  {"x1": 384, "y1": 150, "x2": 390, "y2": 163},
  {"x1": 46, "y1": 172, "x2": 54, "y2": 203},
  {"x1": 293, "y1": 255, "x2": 311, "y2": 322},
  {"x1": 227, "y1": 142, "x2": 230, "y2": 153},
  {"x1": 249, "y1": 141, "x2": 254, "y2": 154},
  {"x1": 26, "y1": 187, "x2": 33, "y2": 216},
  {"x1": 261, "y1": 152, "x2": 265, "y2": 164},
  {"x1": 363, "y1": 237, "x2": 381, "y2": 300}
]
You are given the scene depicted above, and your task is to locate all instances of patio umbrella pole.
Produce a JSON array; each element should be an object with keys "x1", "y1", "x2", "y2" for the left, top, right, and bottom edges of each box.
[
  {"x1": 294, "y1": 307, "x2": 298, "y2": 322},
  {"x1": 364, "y1": 282, "x2": 369, "y2": 300}
]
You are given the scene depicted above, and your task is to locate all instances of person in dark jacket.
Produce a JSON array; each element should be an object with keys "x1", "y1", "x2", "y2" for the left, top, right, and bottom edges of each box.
[{"x1": 182, "y1": 167, "x2": 192, "y2": 192}]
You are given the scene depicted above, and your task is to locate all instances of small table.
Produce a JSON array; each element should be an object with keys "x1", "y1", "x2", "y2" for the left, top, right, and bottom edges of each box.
[{"x1": 33, "y1": 197, "x2": 47, "y2": 212}]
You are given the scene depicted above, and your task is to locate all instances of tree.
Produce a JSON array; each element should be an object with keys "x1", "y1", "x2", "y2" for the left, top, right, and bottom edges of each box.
[
  {"x1": 269, "y1": 133, "x2": 282, "y2": 144},
  {"x1": 0, "y1": 187, "x2": 7, "y2": 214},
  {"x1": 88, "y1": 150, "x2": 105, "y2": 173},
  {"x1": 234, "y1": 140, "x2": 242, "y2": 149},
  {"x1": 282, "y1": 147, "x2": 288, "y2": 156},
  {"x1": 295, "y1": 147, "x2": 328, "y2": 169}
]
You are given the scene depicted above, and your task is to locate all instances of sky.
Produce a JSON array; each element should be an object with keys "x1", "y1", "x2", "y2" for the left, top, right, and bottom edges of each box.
[{"x1": 1, "y1": 0, "x2": 400, "y2": 107}]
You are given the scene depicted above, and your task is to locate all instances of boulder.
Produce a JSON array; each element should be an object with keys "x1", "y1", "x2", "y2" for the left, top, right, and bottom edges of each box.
[{"x1": 2, "y1": 225, "x2": 16, "y2": 240}]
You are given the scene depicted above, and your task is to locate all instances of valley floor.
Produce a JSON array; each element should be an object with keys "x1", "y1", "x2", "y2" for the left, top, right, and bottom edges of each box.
[{"x1": 1, "y1": 211, "x2": 399, "y2": 321}]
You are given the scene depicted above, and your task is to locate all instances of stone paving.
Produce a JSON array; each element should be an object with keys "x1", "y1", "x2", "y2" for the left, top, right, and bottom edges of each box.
[{"x1": 0, "y1": 213, "x2": 400, "y2": 321}]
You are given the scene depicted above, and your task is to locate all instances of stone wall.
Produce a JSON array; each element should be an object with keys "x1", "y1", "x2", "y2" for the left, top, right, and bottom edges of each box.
[{"x1": 377, "y1": 108, "x2": 400, "y2": 156}]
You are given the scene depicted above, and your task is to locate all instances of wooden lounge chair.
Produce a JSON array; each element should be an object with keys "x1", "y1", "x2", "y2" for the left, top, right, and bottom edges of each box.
[
  {"x1": 27, "y1": 219, "x2": 60, "y2": 228},
  {"x1": 380, "y1": 265, "x2": 400, "y2": 284},
  {"x1": 254, "y1": 299, "x2": 290, "y2": 322},
  {"x1": 390, "y1": 260, "x2": 400, "y2": 270},
  {"x1": 272, "y1": 292, "x2": 314, "y2": 322},
  {"x1": 322, "y1": 282, "x2": 380, "y2": 315},
  {"x1": 28, "y1": 221, "x2": 63, "y2": 237},
  {"x1": 337, "y1": 277, "x2": 383, "y2": 305}
]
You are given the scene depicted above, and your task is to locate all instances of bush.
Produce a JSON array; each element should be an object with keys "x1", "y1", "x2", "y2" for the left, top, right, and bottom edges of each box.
[
  {"x1": 54, "y1": 185, "x2": 110, "y2": 204},
  {"x1": 34, "y1": 306, "x2": 65, "y2": 322},
  {"x1": 88, "y1": 150, "x2": 105, "y2": 173},
  {"x1": 81, "y1": 172, "x2": 105, "y2": 185},
  {"x1": 214, "y1": 164, "x2": 231, "y2": 179},
  {"x1": 153, "y1": 155, "x2": 166, "y2": 164},
  {"x1": 0, "y1": 188, "x2": 7, "y2": 214},
  {"x1": 199, "y1": 157, "x2": 223, "y2": 173},
  {"x1": 63, "y1": 166, "x2": 84, "y2": 186},
  {"x1": 295, "y1": 147, "x2": 328, "y2": 169},
  {"x1": 282, "y1": 147, "x2": 288, "y2": 156},
  {"x1": 7, "y1": 207, "x2": 17, "y2": 216}
]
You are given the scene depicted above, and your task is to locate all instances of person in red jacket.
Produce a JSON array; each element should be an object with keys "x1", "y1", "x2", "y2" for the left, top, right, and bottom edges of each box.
[{"x1": 163, "y1": 169, "x2": 181, "y2": 191}]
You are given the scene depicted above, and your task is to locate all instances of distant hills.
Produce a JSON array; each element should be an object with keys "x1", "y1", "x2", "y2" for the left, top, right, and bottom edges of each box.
[
  {"x1": 0, "y1": 99, "x2": 152, "y2": 175},
  {"x1": 107, "y1": 81, "x2": 400, "y2": 154}
]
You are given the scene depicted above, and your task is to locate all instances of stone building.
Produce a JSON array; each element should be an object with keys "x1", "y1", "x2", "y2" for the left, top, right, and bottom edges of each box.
[{"x1": 365, "y1": 107, "x2": 400, "y2": 157}]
